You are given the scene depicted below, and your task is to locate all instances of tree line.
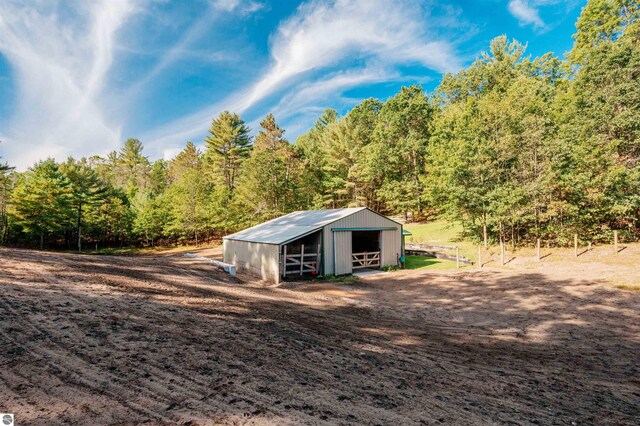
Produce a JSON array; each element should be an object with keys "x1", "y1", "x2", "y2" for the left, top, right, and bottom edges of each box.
[{"x1": 0, "y1": 0, "x2": 638, "y2": 249}]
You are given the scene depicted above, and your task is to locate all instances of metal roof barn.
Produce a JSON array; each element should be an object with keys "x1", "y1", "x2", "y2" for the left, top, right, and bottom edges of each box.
[{"x1": 223, "y1": 208, "x2": 404, "y2": 283}]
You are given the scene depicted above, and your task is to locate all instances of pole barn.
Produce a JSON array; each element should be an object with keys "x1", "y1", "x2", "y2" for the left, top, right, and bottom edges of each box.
[{"x1": 223, "y1": 208, "x2": 403, "y2": 283}]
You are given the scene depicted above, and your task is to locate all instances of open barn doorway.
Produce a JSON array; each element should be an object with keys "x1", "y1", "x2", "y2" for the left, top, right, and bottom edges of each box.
[
  {"x1": 280, "y1": 231, "x2": 322, "y2": 280},
  {"x1": 351, "y1": 230, "x2": 380, "y2": 270}
]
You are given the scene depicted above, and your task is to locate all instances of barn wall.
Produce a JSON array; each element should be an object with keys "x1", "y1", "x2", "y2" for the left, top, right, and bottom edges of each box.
[
  {"x1": 323, "y1": 209, "x2": 401, "y2": 275},
  {"x1": 223, "y1": 239, "x2": 280, "y2": 283}
]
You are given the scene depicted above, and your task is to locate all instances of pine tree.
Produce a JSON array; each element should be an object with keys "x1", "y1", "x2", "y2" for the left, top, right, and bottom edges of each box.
[
  {"x1": 60, "y1": 158, "x2": 111, "y2": 251},
  {"x1": 117, "y1": 138, "x2": 150, "y2": 196},
  {"x1": 204, "y1": 111, "x2": 251, "y2": 197},
  {"x1": 236, "y1": 114, "x2": 302, "y2": 221},
  {"x1": 0, "y1": 151, "x2": 14, "y2": 244},
  {"x1": 12, "y1": 159, "x2": 71, "y2": 249}
]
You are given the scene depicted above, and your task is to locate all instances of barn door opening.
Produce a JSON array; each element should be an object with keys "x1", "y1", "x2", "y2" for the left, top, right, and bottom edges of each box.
[
  {"x1": 280, "y1": 231, "x2": 322, "y2": 280},
  {"x1": 351, "y1": 230, "x2": 380, "y2": 270}
]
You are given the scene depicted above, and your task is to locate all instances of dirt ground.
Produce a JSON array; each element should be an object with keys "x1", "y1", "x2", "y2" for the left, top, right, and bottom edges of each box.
[{"x1": 0, "y1": 248, "x2": 638, "y2": 425}]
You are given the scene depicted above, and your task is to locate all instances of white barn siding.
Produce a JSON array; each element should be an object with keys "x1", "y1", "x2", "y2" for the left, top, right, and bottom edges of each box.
[
  {"x1": 333, "y1": 231, "x2": 353, "y2": 275},
  {"x1": 323, "y1": 209, "x2": 401, "y2": 275},
  {"x1": 223, "y1": 239, "x2": 280, "y2": 283}
]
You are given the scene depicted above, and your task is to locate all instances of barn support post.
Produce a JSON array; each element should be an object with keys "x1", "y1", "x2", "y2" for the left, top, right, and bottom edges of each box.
[
  {"x1": 300, "y1": 244, "x2": 305, "y2": 275},
  {"x1": 283, "y1": 245, "x2": 287, "y2": 278}
]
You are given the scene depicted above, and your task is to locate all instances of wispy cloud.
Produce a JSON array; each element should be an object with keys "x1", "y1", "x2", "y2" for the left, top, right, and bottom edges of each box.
[
  {"x1": 0, "y1": 0, "x2": 137, "y2": 169},
  {"x1": 270, "y1": 67, "x2": 395, "y2": 120},
  {"x1": 122, "y1": 0, "x2": 263, "y2": 101},
  {"x1": 143, "y1": 0, "x2": 463, "y2": 156},
  {"x1": 212, "y1": 0, "x2": 266, "y2": 14},
  {"x1": 508, "y1": 0, "x2": 545, "y2": 29}
]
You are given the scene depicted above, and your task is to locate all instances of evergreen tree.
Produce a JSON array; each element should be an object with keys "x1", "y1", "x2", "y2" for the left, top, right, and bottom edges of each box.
[
  {"x1": 117, "y1": 138, "x2": 150, "y2": 196},
  {"x1": 60, "y1": 158, "x2": 111, "y2": 251},
  {"x1": 204, "y1": 111, "x2": 251, "y2": 196},
  {"x1": 0, "y1": 151, "x2": 14, "y2": 244},
  {"x1": 12, "y1": 159, "x2": 71, "y2": 249},
  {"x1": 236, "y1": 114, "x2": 302, "y2": 221}
]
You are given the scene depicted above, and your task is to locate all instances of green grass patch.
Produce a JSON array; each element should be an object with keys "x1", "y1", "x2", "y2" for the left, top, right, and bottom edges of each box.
[
  {"x1": 404, "y1": 220, "x2": 478, "y2": 263},
  {"x1": 404, "y1": 255, "x2": 461, "y2": 270}
]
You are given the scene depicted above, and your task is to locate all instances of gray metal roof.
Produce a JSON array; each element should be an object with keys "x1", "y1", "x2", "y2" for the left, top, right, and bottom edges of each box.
[{"x1": 223, "y1": 208, "x2": 367, "y2": 244}]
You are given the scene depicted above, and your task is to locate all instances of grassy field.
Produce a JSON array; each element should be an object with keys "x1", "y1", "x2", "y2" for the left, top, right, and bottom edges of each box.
[
  {"x1": 404, "y1": 255, "x2": 459, "y2": 270},
  {"x1": 404, "y1": 220, "x2": 476, "y2": 269}
]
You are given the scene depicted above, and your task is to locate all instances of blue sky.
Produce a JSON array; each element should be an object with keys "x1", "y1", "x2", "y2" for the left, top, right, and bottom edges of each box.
[{"x1": 0, "y1": 0, "x2": 585, "y2": 169}]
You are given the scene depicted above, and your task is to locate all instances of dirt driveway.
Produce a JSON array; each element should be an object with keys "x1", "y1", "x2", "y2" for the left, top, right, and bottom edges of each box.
[{"x1": 0, "y1": 248, "x2": 638, "y2": 425}]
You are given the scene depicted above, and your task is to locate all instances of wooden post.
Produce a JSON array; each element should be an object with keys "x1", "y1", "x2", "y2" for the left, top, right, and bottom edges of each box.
[
  {"x1": 483, "y1": 225, "x2": 488, "y2": 250},
  {"x1": 500, "y1": 239, "x2": 505, "y2": 266},
  {"x1": 588, "y1": 242, "x2": 592, "y2": 251},
  {"x1": 300, "y1": 244, "x2": 305, "y2": 275},
  {"x1": 456, "y1": 247, "x2": 460, "y2": 269},
  {"x1": 574, "y1": 234, "x2": 578, "y2": 258},
  {"x1": 283, "y1": 245, "x2": 287, "y2": 277},
  {"x1": 478, "y1": 245, "x2": 482, "y2": 269},
  {"x1": 536, "y1": 238, "x2": 541, "y2": 261},
  {"x1": 614, "y1": 231, "x2": 618, "y2": 254}
]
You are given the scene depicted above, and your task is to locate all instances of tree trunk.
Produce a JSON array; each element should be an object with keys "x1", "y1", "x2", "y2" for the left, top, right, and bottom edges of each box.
[
  {"x1": 40, "y1": 233, "x2": 44, "y2": 250},
  {"x1": 77, "y1": 202, "x2": 83, "y2": 252},
  {"x1": 483, "y1": 223, "x2": 488, "y2": 249}
]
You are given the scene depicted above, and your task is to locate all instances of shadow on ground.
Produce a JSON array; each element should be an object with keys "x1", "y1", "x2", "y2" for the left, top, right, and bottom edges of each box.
[{"x1": 0, "y1": 248, "x2": 638, "y2": 425}]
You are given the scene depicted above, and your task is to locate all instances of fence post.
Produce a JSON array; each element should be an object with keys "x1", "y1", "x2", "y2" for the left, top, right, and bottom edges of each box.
[
  {"x1": 500, "y1": 239, "x2": 505, "y2": 266},
  {"x1": 614, "y1": 231, "x2": 618, "y2": 255},
  {"x1": 574, "y1": 234, "x2": 578, "y2": 258},
  {"x1": 483, "y1": 225, "x2": 488, "y2": 249},
  {"x1": 283, "y1": 245, "x2": 287, "y2": 277},
  {"x1": 456, "y1": 247, "x2": 460, "y2": 269},
  {"x1": 478, "y1": 245, "x2": 482, "y2": 269},
  {"x1": 300, "y1": 244, "x2": 305, "y2": 275},
  {"x1": 536, "y1": 238, "x2": 541, "y2": 261}
]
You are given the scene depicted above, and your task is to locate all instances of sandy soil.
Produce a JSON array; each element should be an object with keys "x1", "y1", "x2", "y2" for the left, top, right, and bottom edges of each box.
[{"x1": 0, "y1": 248, "x2": 638, "y2": 425}]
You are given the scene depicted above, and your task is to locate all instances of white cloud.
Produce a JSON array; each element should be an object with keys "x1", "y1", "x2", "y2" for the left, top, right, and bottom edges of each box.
[
  {"x1": 508, "y1": 0, "x2": 545, "y2": 29},
  {"x1": 211, "y1": 0, "x2": 265, "y2": 14},
  {"x1": 270, "y1": 67, "x2": 396, "y2": 120},
  {"x1": 143, "y1": 0, "x2": 463, "y2": 156},
  {"x1": 0, "y1": 0, "x2": 137, "y2": 169}
]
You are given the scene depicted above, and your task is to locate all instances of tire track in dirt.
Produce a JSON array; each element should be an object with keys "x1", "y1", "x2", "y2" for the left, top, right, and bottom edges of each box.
[
  {"x1": 2, "y1": 248, "x2": 638, "y2": 425},
  {"x1": 0, "y1": 284, "x2": 181, "y2": 424}
]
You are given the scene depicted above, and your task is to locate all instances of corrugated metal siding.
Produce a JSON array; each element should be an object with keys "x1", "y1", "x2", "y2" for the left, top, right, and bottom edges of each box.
[
  {"x1": 381, "y1": 229, "x2": 401, "y2": 266},
  {"x1": 323, "y1": 209, "x2": 401, "y2": 274},
  {"x1": 333, "y1": 231, "x2": 352, "y2": 275},
  {"x1": 223, "y1": 239, "x2": 280, "y2": 283}
]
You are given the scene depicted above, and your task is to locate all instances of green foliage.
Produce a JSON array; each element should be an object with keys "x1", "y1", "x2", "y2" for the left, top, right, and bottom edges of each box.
[
  {"x1": 236, "y1": 113, "x2": 304, "y2": 222},
  {"x1": 12, "y1": 159, "x2": 72, "y2": 248},
  {"x1": 1, "y1": 0, "x2": 638, "y2": 249},
  {"x1": 204, "y1": 111, "x2": 251, "y2": 195}
]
